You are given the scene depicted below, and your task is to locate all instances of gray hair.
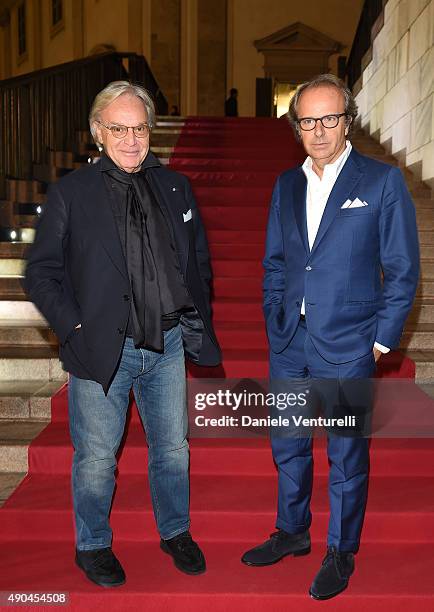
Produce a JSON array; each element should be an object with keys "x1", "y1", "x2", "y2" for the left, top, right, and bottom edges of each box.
[
  {"x1": 89, "y1": 80, "x2": 156, "y2": 146},
  {"x1": 288, "y1": 74, "x2": 358, "y2": 140}
]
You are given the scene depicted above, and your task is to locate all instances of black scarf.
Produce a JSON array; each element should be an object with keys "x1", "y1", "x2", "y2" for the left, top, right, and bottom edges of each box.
[
  {"x1": 103, "y1": 155, "x2": 193, "y2": 352},
  {"x1": 107, "y1": 167, "x2": 164, "y2": 350}
]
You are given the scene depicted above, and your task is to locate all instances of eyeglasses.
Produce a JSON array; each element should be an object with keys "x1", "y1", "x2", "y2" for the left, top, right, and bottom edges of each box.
[
  {"x1": 297, "y1": 113, "x2": 347, "y2": 131},
  {"x1": 96, "y1": 120, "x2": 150, "y2": 139}
]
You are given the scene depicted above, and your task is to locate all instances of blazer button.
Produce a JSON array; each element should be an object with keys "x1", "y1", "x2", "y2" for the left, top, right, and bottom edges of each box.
[
  {"x1": 117, "y1": 327, "x2": 124, "y2": 334},
  {"x1": 305, "y1": 266, "x2": 312, "y2": 271},
  {"x1": 123, "y1": 294, "x2": 130, "y2": 301}
]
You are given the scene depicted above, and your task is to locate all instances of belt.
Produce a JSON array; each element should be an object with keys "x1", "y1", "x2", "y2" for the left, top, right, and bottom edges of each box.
[{"x1": 300, "y1": 314, "x2": 306, "y2": 321}]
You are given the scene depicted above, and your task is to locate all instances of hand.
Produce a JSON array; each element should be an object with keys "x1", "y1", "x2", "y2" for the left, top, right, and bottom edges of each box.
[{"x1": 373, "y1": 346, "x2": 382, "y2": 362}]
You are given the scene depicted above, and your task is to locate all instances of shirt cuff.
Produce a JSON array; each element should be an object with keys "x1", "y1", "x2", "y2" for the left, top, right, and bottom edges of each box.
[{"x1": 374, "y1": 341, "x2": 390, "y2": 353}]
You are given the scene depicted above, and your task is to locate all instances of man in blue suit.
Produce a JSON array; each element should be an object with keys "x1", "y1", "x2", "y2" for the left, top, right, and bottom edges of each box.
[{"x1": 241, "y1": 74, "x2": 419, "y2": 599}]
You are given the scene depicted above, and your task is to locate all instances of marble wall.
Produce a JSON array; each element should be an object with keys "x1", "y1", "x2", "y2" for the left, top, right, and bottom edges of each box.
[{"x1": 355, "y1": 0, "x2": 434, "y2": 185}]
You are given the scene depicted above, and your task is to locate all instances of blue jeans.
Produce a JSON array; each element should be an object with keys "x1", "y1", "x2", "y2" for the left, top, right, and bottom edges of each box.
[{"x1": 68, "y1": 325, "x2": 189, "y2": 550}]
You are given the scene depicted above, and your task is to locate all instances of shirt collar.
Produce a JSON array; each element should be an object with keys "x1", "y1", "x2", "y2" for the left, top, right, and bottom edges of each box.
[
  {"x1": 302, "y1": 140, "x2": 352, "y2": 182},
  {"x1": 99, "y1": 149, "x2": 161, "y2": 173}
]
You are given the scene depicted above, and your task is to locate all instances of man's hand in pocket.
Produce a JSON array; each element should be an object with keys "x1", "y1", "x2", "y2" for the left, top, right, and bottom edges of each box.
[{"x1": 373, "y1": 346, "x2": 382, "y2": 362}]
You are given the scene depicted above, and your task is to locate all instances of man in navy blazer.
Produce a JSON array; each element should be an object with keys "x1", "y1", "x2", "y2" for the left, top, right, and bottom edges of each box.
[{"x1": 241, "y1": 74, "x2": 419, "y2": 599}]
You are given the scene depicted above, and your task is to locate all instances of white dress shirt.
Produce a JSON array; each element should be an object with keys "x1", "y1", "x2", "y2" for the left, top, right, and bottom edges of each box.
[{"x1": 300, "y1": 141, "x2": 389, "y2": 354}]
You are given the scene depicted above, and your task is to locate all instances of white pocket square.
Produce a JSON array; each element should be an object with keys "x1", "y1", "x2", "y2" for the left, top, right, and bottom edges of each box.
[
  {"x1": 341, "y1": 197, "x2": 368, "y2": 209},
  {"x1": 183, "y1": 209, "x2": 192, "y2": 222}
]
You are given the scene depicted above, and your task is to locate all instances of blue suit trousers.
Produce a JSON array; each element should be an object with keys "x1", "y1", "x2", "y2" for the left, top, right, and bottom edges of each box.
[{"x1": 270, "y1": 318, "x2": 376, "y2": 553}]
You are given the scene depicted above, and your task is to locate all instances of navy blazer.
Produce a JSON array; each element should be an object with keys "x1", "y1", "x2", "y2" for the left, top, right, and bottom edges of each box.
[
  {"x1": 24, "y1": 152, "x2": 221, "y2": 393},
  {"x1": 263, "y1": 148, "x2": 420, "y2": 363}
]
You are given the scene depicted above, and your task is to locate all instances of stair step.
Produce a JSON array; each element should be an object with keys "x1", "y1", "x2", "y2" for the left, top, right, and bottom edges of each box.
[
  {"x1": 15, "y1": 215, "x2": 38, "y2": 228},
  {"x1": 408, "y1": 298, "x2": 434, "y2": 323},
  {"x1": 210, "y1": 244, "x2": 263, "y2": 260},
  {"x1": 207, "y1": 230, "x2": 265, "y2": 244},
  {"x1": 422, "y1": 260, "x2": 434, "y2": 276},
  {"x1": 215, "y1": 348, "x2": 269, "y2": 377},
  {"x1": 212, "y1": 261, "x2": 263, "y2": 278},
  {"x1": 183, "y1": 171, "x2": 281, "y2": 188},
  {"x1": 150, "y1": 146, "x2": 174, "y2": 155},
  {"x1": 213, "y1": 277, "x2": 262, "y2": 298},
  {"x1": 172, "y1": 147, "x2": 298, "y2": 159},
  {"x1": 0, "y1": 540, "x2": 432, "y2": 610},
  {"x1": 0, "y1": 278, "x2": 27, "y2": 300},
  {"x1": 16, "y1": 418, "x2": 434, "y2": 474},
  {"x1": 155, "y1": 118, "x2": 186, "y2": 126},
  {"x1": 0, "y1": 301, "x2": 45, "y2": 322},
  {"x1": 0, "y1": 325, "x2": 57, "y2": 347},
  {"x1": 410, "y1": 185, "x2": 432, "y2": 198},
  {"x1": 417, "y1": 280, "x2": 434, "y2": 296},
  {"x1": 2, "y1": 472, "x2": 434, "y2": 542},
  {"x1": 0, "y1": 380, "x2": 63, "y2": 420},
  {"x1": 0, "y1": 347, "x2": 65, "y2": 382},
  {"x1": 414, "y1": 198, "x2": 434, "y2": 209},
  {"x1": 0, "y1": 259, "x2": 25, "y2": 276},
  {"x1": 194, "y1": 186, "x2": 272, "y2": 205},
  {"x1": 0, "y1": 419, "x2": 49, "y2": 471},
  {"x1": 0, "y1": 473, "x2": 26, "y2": 508},
  {"x1": 152, "y1": 127, "x2": 183, "y2": 134},
  {"x1": 402, "y1": 324, "x2": 434, "y2": 349},
  {"x1": 417, "y1": 209, "x2": 434, "y2": 224},
  {"x1": 0, "y1": 243, "x2": 28, "y2": 258},
  {"x1": 213, "y1": 297, "x2": 434, "y2": 325},
  {"x1": 214, "y1": 320, "x2": 267, "y2": 348},
  {"x1": 421, "y1": 244, "x2": 434, "y2": 258},
  {"x1": 403, "y1": 350, "x2": 434, "y2": 380},
  {"x1": 151, "y1": 130, "x2": 179, "y2": 148},
  {"x1": 202, "y1": 206, "x2": 268, "y2": 229},
  {"x1": 419, "y1": 230, "x2": 434, "y2": 244},
  {"x1": 170, "y1": 158, "x2": 300, "y2": 172}
]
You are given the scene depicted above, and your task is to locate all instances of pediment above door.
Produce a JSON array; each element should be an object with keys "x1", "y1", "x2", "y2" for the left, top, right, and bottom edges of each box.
[{"x1": 254, "y1": 22, "x2": 343, "y2": 81}]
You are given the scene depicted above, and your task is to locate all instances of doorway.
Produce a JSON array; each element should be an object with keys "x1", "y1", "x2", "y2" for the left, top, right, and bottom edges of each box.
[{"x1": 274, "y1": 82, "x2": 298, "y2": 118}]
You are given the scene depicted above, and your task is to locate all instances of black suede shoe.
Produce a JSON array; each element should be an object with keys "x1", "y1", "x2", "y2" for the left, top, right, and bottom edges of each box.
[
  {"x1": 160, "y1": 531, "x2": 206, "y2": 575},
  {"x1": 309, "y1": 546, "x2": 355, "y2": 600},
  {"x1": 75, "y1": 547, "x2": 126, "y2": 588},
  {"x1": 241, "y1": 529, "x2": 311, "y2": 566}
]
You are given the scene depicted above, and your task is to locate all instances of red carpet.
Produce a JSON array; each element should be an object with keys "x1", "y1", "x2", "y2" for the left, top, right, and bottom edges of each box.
[{"x1": 1, "y1": 117, "x2": 433, "y2": 610}]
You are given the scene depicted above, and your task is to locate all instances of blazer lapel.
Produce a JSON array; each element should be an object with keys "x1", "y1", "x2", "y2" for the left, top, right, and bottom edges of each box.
[
  {"x1": 146, "y1": 172, "x2": 189, "y2": 273},
  {"x1": 79, "y1": 169, "x2": 128, "y2": 279},
  {"x1": 309, "y1": 151, "x2": 363, "y2": 256},
  {"x1": 292, "y1": 169, "x2": 309, "y2": 255}
]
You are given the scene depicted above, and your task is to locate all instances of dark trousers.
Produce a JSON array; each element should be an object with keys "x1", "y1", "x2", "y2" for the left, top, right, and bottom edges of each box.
[{"x1": 269, "y1": 319, "x2": 376, "y2": 552}]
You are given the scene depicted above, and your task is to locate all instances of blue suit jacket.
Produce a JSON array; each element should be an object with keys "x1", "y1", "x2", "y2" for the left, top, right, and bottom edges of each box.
[{"x1": 263, "y1": 148, "x2": 420, "y2": 363}]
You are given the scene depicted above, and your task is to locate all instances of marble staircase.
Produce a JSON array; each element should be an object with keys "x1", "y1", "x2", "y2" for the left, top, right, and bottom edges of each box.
[
  {"x1": 0, "y1": 118, "x2": 432, "y2": 507},
  {"x1": 348, "y1": 133, "x2": 434, "y2": 378}
]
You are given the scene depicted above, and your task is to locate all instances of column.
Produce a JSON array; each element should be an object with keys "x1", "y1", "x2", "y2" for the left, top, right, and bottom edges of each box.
[{"x1": 180, "y1": 0, "x2": 198, "y2": 115}]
